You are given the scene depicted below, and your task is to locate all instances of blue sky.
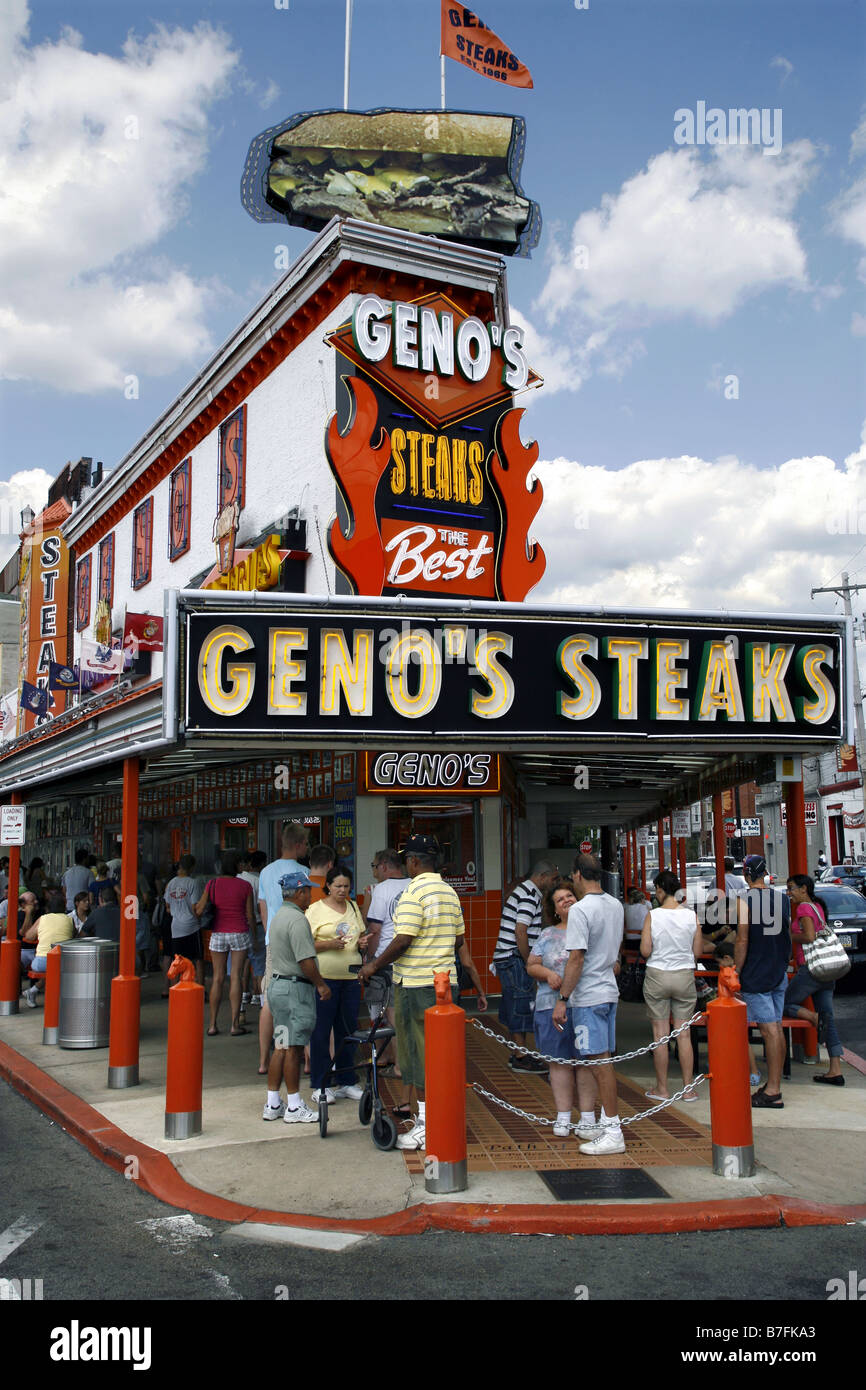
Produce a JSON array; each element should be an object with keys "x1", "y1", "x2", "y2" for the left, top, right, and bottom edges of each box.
[{"x1": 1, "y1": 0, "x2": 865, "y2": 619}]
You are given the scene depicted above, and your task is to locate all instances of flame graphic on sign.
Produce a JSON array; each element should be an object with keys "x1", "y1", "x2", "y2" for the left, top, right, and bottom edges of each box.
[
  {"x1": 490, "y1": 408, "x2": 546, "y2": 601},
  {"x1": 325, "y1": 375, "x2": 392, "y2": 595}
]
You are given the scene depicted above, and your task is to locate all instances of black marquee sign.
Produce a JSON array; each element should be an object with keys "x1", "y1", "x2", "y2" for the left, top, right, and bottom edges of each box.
[{"x1": 180, "y1": 599, "x2": 847, "y2": 745}]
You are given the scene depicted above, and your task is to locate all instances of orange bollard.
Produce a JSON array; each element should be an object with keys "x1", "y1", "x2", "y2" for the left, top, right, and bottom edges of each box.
[
  {"x1": 706, "y1": 966, "x2": 755, "y2": 1177},
  {"x1": 424, "y1": 970, "x2": 467, "y2": 1193},
  {"x1": 42, "y1": 945, "x2": 62, "y2": 1045},
  {"x1": 0, "y1": 938, "x2": 21, "y2": 1016},
  {"x1": 164, "y1": 955, "x2": 204, "y2": 1139},
  {"x1": 801, "y1": 993, "x2": 819, "y2": 1061}
]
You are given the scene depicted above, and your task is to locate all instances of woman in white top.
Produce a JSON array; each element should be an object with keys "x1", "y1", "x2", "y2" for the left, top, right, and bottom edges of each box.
[{"x1": 640, "y1": 869, "x2": 702, "y2": 1102}]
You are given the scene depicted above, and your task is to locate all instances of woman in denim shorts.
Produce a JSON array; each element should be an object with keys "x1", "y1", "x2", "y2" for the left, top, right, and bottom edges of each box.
[
  {"x1": 527, "y1": 880, "x2": 600, "y2": 1137},
  {"x1": 195, "y1": 851, "x2": 254, "y2": 1036}
]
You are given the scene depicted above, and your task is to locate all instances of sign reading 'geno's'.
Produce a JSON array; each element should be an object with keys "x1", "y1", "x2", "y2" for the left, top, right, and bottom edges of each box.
[{"x1": 183, "y1": 604, "x2": 845, "y2": 742}]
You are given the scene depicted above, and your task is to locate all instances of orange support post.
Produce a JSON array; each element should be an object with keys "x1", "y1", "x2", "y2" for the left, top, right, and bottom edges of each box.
[
  {"x1": 785, "y1": 778, "x2": 808, "y2": 877},
  {"x1": 706, "y1": 967, "x2": 755, "y2": 1177},
  {"x1": 623, "y1": 834, "x2": 632, "y2": 891},
  {"x1": 108, "y1": 757, "x2": 141, "y2": 1088},
  {"x1": 424, "y1": 970, "x2": 466, "y2": 1193},
  {"x1": 679, "y1": 838, "x2": 687, "y2": 895},
  {"x1": 712, "y1": 792, "x2": 726, "y2": 892},
  {"x1": 639, "y1": 844, "x2": 646, "y2": 894},
  {"x1": 42, "y1": 945, "x2": 62, "y2": 1045},
  {"x1": 630, "y1": 831, "x2": 637, "y2": 891},
  {"x1": 164, "y1": 956, "x2": 204, "y2": 1138},
  {"x1": 0, "y1": 792, "x2": 23, "y2": 1016},
  {"x1": 657, "y1": 819, "x2": 665, "y2": 872}
]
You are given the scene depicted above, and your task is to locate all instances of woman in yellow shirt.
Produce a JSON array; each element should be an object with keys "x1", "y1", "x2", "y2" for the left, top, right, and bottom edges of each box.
[{"x1": 305, "y1": 868, "x2": 371, "y2": 1104}]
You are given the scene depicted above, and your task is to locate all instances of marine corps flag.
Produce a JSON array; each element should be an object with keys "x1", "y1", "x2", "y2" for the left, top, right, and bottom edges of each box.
[{"x1": 440, "y1": 3, "x2": 533, "y2": 89}]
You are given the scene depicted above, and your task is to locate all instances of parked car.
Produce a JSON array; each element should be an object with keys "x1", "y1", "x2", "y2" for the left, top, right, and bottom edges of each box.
[
  {"x1": 812, "y1": 884, "x2": 866, "y2": 966},
  {"x1": 819, "y1": 865, "x2": 866, "y2": 897}
]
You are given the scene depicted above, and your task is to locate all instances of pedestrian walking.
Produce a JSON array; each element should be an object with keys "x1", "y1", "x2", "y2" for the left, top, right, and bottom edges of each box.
[
  {"x1": 305, "y1": 866, "x2": 370, "y2": 1103},
  {"x1": 262, "y1": 871, "x2": 330, "y2": 1125},
  {"x1": 195, "y1": 851, "x2": 254, "y2": 1036}
]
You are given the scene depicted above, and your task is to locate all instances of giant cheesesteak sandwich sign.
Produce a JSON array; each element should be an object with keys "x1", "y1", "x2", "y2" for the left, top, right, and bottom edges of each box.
[{"x1": 324, "y1": 291, "x2": 545, "y2": 603}]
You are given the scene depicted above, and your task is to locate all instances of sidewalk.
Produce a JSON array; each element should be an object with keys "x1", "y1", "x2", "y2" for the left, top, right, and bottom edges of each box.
[{"x1": 1, "y1": 976, "x2": 864, "y2": 1235}]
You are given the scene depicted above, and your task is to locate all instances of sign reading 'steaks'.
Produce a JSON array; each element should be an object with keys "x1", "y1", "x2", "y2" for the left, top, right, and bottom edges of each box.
[{"x1": 241, "y1": 107, "x2": 541, "y2": 258}]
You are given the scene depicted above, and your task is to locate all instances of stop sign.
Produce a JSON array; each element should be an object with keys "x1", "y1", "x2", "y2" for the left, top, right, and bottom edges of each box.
[{"x1": 580, "y1": 839, "x2": 592, "y2": 853}]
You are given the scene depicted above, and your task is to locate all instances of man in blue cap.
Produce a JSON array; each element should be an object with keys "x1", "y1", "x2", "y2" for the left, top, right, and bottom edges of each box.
[
  {"x1": 734, "y1": 854, "x2": 791, "y2": 1108},
  {"x1": 262, "y1": 870, "x2": 331, "y2": 1124}
]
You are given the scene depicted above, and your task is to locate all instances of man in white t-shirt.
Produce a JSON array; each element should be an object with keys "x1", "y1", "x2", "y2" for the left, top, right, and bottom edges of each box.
[
  {"x1": 364, "y1": 848, "x2": 410, "y2": 1069},
  {"x1": 552, "y1": 853, "x2": 625, "y2": 1156}
]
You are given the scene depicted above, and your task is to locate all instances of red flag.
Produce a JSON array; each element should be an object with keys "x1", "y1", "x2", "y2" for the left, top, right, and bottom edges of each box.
[
  {"x1": 123, "y1": 612, "x2": 164, "y2": 653},
  {"x1": 440, "y1": 3, "x2": 533, "y2": 89}
]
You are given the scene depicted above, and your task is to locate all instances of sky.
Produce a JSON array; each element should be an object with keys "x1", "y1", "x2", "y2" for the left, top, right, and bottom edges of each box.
[{"x1": 0, "y1": 0, "x2": 865, "y2": 637}]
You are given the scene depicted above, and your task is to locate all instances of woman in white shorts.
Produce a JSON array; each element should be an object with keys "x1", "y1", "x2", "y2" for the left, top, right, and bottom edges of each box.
[{"x1": 640, "y1": 869, "x2": 702, "y2": 1102}]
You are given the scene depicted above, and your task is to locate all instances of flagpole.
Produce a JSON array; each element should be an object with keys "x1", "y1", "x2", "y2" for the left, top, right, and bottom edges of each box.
[
  {"x1": 440, "y1": 53, "x2": 446, "y2": 111},
  {"x1": 344, "y1": 0, "x2": 353, "y2": 110}
]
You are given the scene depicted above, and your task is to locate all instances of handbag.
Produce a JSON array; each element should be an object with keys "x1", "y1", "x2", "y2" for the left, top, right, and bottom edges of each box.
[
  {"x1": 803, "y1": 927, "x2": 852, "y2": 984},
  {"x1": 618, "y1": 956, "x2": 646, "y2": 1002}
]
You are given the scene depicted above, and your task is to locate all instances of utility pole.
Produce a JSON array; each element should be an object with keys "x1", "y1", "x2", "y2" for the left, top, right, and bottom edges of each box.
[{"x1": 811, "y1": 571, "x2": 866, "y2": 844}]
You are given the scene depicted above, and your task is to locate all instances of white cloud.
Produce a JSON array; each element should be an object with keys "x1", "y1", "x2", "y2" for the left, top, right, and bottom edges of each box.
[
  {"x1": 0, "y1": 468, "x2": 52, "y2": 567},
  {"x1": 832, "y1": 175, "x2": 866, "y2": 284},
  {"x1": 0, "y1": 6, "x2": 238, "y2": 392},
  {"x1": 529, "y1": 433, "x2": 866, "y2": 614},
  {"x1": 537, "y1": 142, "x2": 815, "y2": 326},
  {"x1": 851, "y1": 112, "x2": 866, "y2": 161}
]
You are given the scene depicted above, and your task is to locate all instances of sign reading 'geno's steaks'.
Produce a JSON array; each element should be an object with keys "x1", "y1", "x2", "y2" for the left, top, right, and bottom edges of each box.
[{"x1": 183, "y1": 605, "x2": 845, "y2": 741}]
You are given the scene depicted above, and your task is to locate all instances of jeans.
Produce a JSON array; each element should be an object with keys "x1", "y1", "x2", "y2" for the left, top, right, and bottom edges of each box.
[
  {"x1": 310, "y1": 978, "x2": 361, "y2": 1089},
  {"x1": 496, "y1": 953, "x2": 537, "y2": 1034},
  {"x1": 784, "y1": 966, "x2": 843, "y2": 1059}
]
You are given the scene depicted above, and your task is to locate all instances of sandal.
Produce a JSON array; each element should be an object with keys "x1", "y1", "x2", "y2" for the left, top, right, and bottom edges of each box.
[
  {"x1": 813, "y1": 1073, "x2": 844, "y2": 1086},
  {"x1": 230, "y1": 1027, "x2": 248, "y2": 1036},
  {"x1": 391, "y1": 1103, "x2": 413, "y2": 1118},
  {"x1": 751, "y1": 1088, "x2": 783, "y2": 1108},
  {"x1": 207, "y1": 1027, "x2": 219, "y2": 1036}
]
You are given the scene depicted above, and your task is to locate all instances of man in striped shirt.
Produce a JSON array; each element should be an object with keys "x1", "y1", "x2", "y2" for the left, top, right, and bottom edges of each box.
[
  {"x1": 358, "y1": 834, "x2": 484, "y2": 1153},
  {"x1": 493, "y1": 861, "x2": 558, "y2": 1072}
]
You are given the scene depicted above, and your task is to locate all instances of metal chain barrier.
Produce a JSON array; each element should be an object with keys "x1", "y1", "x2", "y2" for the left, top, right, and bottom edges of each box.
[
  {"x1": 470, "y1": 1010, "x2": 705, "y2": 1067},
  {"x1": 470, "y1": 1074, "x2": 708, "y2": 1130}
]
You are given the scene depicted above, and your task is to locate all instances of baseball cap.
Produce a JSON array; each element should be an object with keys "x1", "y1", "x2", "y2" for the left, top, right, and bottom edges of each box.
[
  {"x1": 742, "y1": 854, "x2": 767, "y2": 881},
  {"x1": 279, "y1": 870, "x2": 314, "y2": 893},
  {"x1": 403, "y1": 834, "x2": 440, "y2": 859}
]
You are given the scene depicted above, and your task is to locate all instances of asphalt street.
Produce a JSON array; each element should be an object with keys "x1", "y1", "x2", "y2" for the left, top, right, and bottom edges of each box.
[{"x1": 1, "y1": 1081, "x2": 863, "y2": 1325}]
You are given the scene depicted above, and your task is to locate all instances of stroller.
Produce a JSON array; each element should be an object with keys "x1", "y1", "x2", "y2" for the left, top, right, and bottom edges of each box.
[{"x1": 316, "y1": 965, "x2": 398, "y2": 1149}]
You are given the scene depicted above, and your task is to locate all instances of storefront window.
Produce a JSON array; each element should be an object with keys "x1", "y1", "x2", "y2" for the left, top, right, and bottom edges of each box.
[{"x1": 387, "y1": 800, "x2": 481, "y2": 895}]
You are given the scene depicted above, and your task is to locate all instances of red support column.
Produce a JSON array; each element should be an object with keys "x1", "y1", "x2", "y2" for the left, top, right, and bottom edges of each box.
[
  {"x1": 712, "y1": 793, "x2": 726, "y2": 893},
  {"x1": 657, "y1": 819, "x2": 665, "y2": 872},
  {"x1": 679, "y1": 838, "x2": 687, "y2": 894},
  {"x1": 624, "y1": 834, "x2": 632, "y2": 891},
  {"x1": 639, "y1": 844, "x2": 646, "y2": 893},
  {"x1": 785, "y1": 778, "x2": 808, "y2": 877},
  {"x1": 108, "y1": 758, "x2": 141, "y2": 1088},
  {"x1": 0, "y1": 792, "x2": 23, "y2": 1016}
]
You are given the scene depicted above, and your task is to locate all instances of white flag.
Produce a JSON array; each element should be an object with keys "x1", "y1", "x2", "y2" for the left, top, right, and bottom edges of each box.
[{"x1": 80, "y1": 638, "x2": 125, "y2": 675}]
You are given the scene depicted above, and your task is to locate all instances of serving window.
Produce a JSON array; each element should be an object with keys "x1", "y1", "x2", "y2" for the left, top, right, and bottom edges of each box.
[{"x1": 387, "y1": 799, "x2": 481, "y2": 895}]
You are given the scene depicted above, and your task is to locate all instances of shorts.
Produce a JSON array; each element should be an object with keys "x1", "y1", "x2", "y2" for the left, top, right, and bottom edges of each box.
[
  {"x1": 643, "y1": 966, "x2": 697, "y2": 1022},
  {"x1": 495, "y1": 953, "x2": 537, "y2": 1034},
  {"x1": 739, "y1": 977, "x2": 787, "y2": 1025},
  {"x1": 268, "y1": 977, "x2": 316, "y2": 1048},
  {"x1": 394, "y1": 982, "x2": 458, "y2": 1090},
  {"x1": 365, "y1": 965, "x2": 394, "y2": 1016},
  {"x1": 570, "y1": 1001, "x2": 618, "y2": 1056},
  {"x1": 209, "y1": 932, "x2": 251, "y2": 954},
  {"x1": 170, "y1": 928, "x2": 203, "y2": 961},
  {"x1": 533, "y1": 1006, "x2": 578, "y2": 1061},
  {"x1": 247, "y1": 939, "x2": 267, "y2": 979}
]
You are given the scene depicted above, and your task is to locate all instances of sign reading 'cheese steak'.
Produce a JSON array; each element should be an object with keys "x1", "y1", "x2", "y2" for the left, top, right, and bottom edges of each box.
[{"x1": 183, "y1": 603, "x2": 845, "y2": 741}]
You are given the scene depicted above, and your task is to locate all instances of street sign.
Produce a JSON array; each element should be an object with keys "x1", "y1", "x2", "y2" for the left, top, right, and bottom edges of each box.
[
  {"x1": 724, "y1": 817, "x2": 736, "y2": 836},
  {"x1": 580, "y1": 839, "x2": 592, "y2": 853},
  {"x1": 780, "y1": 801, "x2": 817, "y2": 827},
  {"x1": 0, "y1": 805, "x2": 26, "y2": 846},
  {"x1": 672, "y1": 810, "x2": 691, "y2": 838},
  {"x1": 740, "y1": 816, "x2": 761, "y2": 837}
]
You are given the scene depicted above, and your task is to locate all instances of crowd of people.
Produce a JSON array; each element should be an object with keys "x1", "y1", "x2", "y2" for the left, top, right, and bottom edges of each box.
[{"x1": 1, "y1": 832, "x2": 847, "y2": 1155}]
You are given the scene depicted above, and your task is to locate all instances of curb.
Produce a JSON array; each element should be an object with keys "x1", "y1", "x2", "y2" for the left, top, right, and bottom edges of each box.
[{"x1": 3, "y1": 1038, "x2": 865, "y2": 1237}]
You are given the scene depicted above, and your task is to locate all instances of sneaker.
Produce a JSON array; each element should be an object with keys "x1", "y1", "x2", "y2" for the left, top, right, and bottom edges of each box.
[
  {"x1": 574, "y1": 1120, "x2": 603, "y2": 1141},
  {"x1": 553, "y1": 1119, "x2": 572, "y2": 1137},
  {"x1": 262, "y1": 1100, "x2": 285, "y2": 1121},
  {"x1": 283, "y1": 1100, "x2": 317, "y2": 1124},
  {"x1": 242, "y1": 992, "x2": 252, "y2": 1005},
  {"x1": 396, "y1": 1121, "x2": 426, "y2": 1151},
  {"x1": 310, "y1": 1088, "x2": 336, "y2": 1104},
  {"x1": 525, "y1": 1057, "x2": 549, "y2": 1074},
  {"x1": 509, "y1": 1054, "x2": 547, "y2": 1073},
  {"x1": 24, "y1": 984, "x2": 39, "y2": 1008},
  {"x1": 579, "y1": 1126, "x2": 626, "y2": 1155},
  {"x1": 333, "y1": 1083, "x2": 364, "y2": 1100}
]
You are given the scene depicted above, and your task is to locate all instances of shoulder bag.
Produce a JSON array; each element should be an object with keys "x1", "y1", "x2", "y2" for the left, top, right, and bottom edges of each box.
[{"x1": 803, "y1": 926, "x2": 851, "y2": 984}]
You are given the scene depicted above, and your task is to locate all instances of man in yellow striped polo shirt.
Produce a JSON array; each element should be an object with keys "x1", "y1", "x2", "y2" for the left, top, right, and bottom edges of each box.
[{"x1": 359, "y1": 834, "x2": 480, "y2": 1153}]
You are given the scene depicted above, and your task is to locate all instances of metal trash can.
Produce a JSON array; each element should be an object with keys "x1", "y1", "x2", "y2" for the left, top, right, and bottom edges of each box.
[{"x1": 58, "y1": 938, "x2": 118, "y2": 1049}]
